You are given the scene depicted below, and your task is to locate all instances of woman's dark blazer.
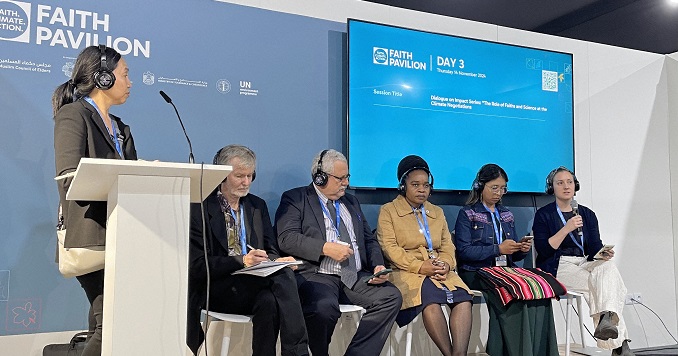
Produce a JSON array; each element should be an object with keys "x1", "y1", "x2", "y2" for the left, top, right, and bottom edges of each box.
[
  {"x1": 532, "y1": 201, "x2": 602, "y2": 276},
  {"x1": 54, "y1": 99, "x2": 137, "y2": 248}
]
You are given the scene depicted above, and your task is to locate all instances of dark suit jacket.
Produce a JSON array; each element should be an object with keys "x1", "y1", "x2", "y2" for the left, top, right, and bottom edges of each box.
[
  {"x1": 54, "y1": 99, "x2": 137, "y2": 248},
  {"x1": 274, "y1": 184, "x2": 384, "y2": 275},
  {"x1": 532, "y1": 201, "x2": 603, "y2": 276},
  {"x1": 186, "y1": 191, "x2": 279, "y2": 354}
]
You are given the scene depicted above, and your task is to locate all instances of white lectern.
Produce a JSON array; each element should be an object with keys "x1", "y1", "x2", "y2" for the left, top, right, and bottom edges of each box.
[{"x1": 66, "y1": 158, "x2": 231, "y2": 356}]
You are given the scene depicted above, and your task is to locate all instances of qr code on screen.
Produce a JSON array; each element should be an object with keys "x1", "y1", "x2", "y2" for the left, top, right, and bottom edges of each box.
[{"x1": 542, "y1": 70, "x2": 558, "y2": 92}]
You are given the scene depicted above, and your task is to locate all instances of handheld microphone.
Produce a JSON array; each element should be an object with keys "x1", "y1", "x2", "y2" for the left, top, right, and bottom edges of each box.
[
  {"x1": 570, "y1": 199, "x2": 583, "y2": 236},
  {"x1": 159, "y1": 90, "x2": 194, "y2": 163}
]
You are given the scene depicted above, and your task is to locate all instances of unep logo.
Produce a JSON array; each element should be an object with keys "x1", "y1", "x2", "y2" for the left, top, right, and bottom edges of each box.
[
  {"x1": 373, "y1": 47, "x2": 388, "y2": 65},
  {"x1": 0, "y1": 0, "x2": 30, "y2": 43}
]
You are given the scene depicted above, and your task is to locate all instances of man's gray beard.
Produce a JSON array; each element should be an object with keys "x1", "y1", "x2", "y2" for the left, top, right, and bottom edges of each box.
[{"x1": 234, "y1": 189, "x2": 250, "y2": 198}]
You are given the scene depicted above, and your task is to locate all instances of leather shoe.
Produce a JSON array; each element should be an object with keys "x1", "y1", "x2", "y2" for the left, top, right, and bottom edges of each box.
[
  {"x1": 611, "y1": 339, "x2": 634, "y2": 356},
  {"x1": 594, "y1": 311, "x2": 619, "y2": 340}
]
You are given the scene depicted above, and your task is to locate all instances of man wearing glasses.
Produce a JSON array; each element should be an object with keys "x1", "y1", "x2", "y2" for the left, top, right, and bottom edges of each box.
[{"x1": 274, "y1": 149, "x2": 402, "y2": 356}]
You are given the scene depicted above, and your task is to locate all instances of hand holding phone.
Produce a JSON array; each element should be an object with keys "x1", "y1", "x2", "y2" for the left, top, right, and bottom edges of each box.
[
  {"x1": 364, "y1": 268, "x2": 392, "y2": 283},
  {"x1": 520, "y1": 236, "x2": 534, "y2": 243},
  {"x1": 594, "y1": 244, "x2": 615, "y2": 260}
]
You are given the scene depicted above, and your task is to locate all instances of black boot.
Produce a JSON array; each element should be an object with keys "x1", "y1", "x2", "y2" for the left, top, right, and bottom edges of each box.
[
  {"x1": 594, "y1": 311, "x2": 619, "y2": 340},
  {"x1": 611, "y1": 339, "x2": 634, "y2": 356}
]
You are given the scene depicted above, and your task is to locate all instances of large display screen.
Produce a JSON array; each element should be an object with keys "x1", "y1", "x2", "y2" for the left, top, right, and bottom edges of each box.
[{"x1": 348, "y1": 19, "x2": 574, "y2": 193}]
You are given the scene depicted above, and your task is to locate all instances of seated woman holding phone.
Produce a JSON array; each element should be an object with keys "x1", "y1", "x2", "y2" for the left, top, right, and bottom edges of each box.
[
  {"x1": 454, "y1": 164, "x2": 559, "y2": 356},
  {"x1": 377, "y1": 155, "x2": 473, "y2": 356},
  {"x1": 533, "y1": 167, "x2": 634, "y2": 356}
]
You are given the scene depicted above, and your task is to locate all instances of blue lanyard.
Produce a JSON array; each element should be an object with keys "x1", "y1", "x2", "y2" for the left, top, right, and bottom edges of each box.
[
  {"x1": 412, "y1": 205, "x2": 433, "y2": 252},
  {"x1": 556, "y1": 205, "x2": 585, "y2": 254},
  {"x1": 84, "y1": 96, "x2": 124, "y2": 158},
  {"x1": 229, "y1": 204, "x2": 247, "y2": 254},
  {"x1": 483, "y1": 203, "x2": 503, "y2": 245},
  {"x1": 318, "y1": 198, "x2": 342, "y2": 241}
]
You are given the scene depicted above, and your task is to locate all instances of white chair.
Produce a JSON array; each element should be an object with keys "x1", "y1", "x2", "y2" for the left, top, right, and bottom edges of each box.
[
  {"x1": 529, "y1": 243, "x2": 587, "y2": 356},
  {"x1": 563, "y1": 291, "x2": 587, "y2": 356},
  {"x1": 403, "y1": 289, "x2": 483, "y2": 356},
  {"x1": 339, "y1": 304, "x2": 366, "y2": 329},
  {"x1": 324, "y1": 304, "x2": 366, "y2": 355},
  {"x1": 202, "y1": 305, "x2": 364, "y2": 356},
  {"x1": 201, "y1": 310, "x2": 252, "y2": 356}
]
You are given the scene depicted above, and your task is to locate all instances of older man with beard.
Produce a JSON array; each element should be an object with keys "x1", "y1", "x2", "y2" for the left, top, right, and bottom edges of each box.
[{"x1": 274, "y1": 149, "x2": 402, "y2": 356}]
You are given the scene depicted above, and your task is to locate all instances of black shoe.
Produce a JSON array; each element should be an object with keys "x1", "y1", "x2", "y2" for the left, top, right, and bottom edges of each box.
[
  {"x1": 611, "y1": 339, "x2": 634, "y2": 356},
  {"x1": 594, "y1": 311, "x2": 619, "y2": 341}
]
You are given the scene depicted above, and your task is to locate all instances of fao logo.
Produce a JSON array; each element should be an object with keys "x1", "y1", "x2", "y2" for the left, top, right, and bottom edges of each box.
[
  {"x1": 373, "y1": 47, "x2": 388, "y2": 65},
  {"x1": 216, "y1": 79, "x2": 231, "y2": 94}
]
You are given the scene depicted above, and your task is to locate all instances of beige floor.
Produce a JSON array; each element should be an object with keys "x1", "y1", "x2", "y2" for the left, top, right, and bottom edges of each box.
[{"x1": 469, "y1": 343, "x2": 590, "y2": 356}]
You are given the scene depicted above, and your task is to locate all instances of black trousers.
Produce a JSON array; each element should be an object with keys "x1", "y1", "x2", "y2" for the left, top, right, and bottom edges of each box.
[
  {"x1": 208, "y1": 267, "x2": 308, "y2": 356},
  {"x1": 295, "y1": 272, "x2": 402, "y2": 356},
  {"x1": 76, "y1": 269, "x2": 104, "y2": 356}
]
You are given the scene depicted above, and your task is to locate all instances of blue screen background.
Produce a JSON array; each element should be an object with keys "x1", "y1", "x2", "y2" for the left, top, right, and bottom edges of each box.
[{"x1": 348, "y1": 20, "x2": 574, "y2": 192}]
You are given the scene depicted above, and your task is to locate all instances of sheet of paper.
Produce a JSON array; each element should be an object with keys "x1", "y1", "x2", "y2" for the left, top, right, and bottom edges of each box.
[{"x1": 231, "y1": 260, "x2": 302, "y2": 277}]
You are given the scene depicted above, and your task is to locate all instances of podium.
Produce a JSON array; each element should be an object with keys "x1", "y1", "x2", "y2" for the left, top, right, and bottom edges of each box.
[{"x1": 66, "y1": 158, "x2": 231, "y2": 356}]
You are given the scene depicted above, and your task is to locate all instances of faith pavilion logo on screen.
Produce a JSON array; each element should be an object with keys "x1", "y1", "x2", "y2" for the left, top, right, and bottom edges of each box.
[
  {"x1": 0, "y1": 0, "x2": 31, "y2": 43},
  {"x1": 373, "y1": 47, "x2": 388, "y2": 65}
]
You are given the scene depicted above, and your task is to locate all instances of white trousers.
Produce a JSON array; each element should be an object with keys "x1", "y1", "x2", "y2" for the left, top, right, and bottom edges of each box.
[{"x1": 557, "y1": 256, "x2": 628, "y2": 350}]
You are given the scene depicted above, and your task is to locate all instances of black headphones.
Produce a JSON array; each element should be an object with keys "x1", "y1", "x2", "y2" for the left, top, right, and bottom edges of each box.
[
  {"x1": 472, "y1": 163, "x2": 506, "y2": 191},
  {"x1": 471, "y1": 170, "x2": 484, "y2": 191},
  {"x1": 545, "y1": 166, "x2": 579, "y2": 195},
  {"x1": 398, "y1": 167, "x2": 434, "y2": 195},
  {"x1": 94, "y1": 45, "x2": 115, "y2": 90},
  {"x1": 212, "y1": 145, "x2": 257, "y2": 182},
  {"x1": 312, "y1": 150, "x2": 329, "y2": 187}
]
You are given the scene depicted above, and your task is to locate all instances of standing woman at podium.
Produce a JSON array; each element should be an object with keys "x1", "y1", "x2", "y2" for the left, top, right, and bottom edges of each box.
[{"x1": 53, "y1": 45, "x2": 136, "y2": 356}]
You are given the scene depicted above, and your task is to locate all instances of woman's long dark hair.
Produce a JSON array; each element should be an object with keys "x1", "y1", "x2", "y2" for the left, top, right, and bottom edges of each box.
[
  {"x1": 51, "y1": 45, "x2": 121, "y2": 116},
  {"x1": 465, "y1": 163, "x2": 509, "y2": 205}
]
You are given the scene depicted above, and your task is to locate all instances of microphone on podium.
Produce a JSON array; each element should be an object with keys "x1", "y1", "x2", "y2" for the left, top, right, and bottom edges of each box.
[{"x1": 159, "y1": 90, "x2": 194, "y2": 163}]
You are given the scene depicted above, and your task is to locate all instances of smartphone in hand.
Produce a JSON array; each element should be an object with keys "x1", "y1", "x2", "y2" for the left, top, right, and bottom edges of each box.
[
  {"x1": 520, "y1": 235, "x2": 534, "y2": 243},
  {"x1": 594, "y1": 244, "x2": 614, "y2": 259},
  {"x1": 363, "y1": 268, "x2": 393, "y2": 283}
]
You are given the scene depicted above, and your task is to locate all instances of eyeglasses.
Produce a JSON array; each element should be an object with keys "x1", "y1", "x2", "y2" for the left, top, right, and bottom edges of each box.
[
  {"x1": 489, "y1": 185, "x2": 508, "y2": 194},
  {"x1": 328, "y1": 172, "x2": 351, "y2": 182}
]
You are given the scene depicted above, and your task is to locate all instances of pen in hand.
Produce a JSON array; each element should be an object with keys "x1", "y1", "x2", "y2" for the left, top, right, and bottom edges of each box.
[{"x1": 244, "y1": 244, "x2": 270, "y2": 266}]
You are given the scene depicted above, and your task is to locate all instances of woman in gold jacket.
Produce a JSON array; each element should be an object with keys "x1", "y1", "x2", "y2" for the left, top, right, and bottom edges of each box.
[{"x1": 377, "y1": 155, "x2": 472, "y2": 356}]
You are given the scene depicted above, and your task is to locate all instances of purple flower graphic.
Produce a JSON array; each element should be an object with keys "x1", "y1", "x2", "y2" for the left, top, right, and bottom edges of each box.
[{"x1": 12, "y1": 302, "x2": 37, "y2": 327}]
